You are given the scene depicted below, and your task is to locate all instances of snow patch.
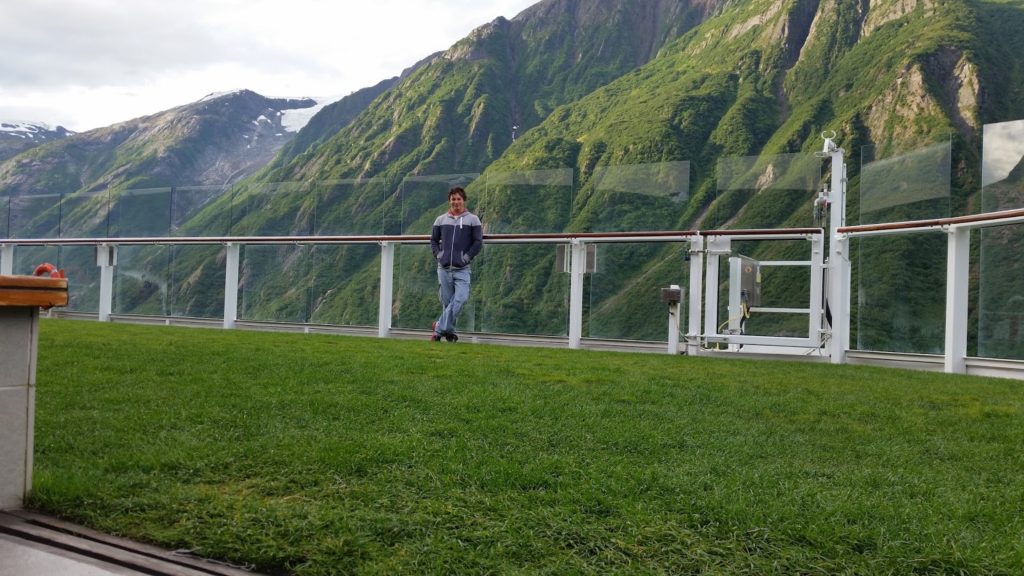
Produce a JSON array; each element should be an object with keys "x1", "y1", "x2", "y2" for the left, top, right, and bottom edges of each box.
[{"x1": 279, "y1": 96, "x2": 339, "y2": 132}]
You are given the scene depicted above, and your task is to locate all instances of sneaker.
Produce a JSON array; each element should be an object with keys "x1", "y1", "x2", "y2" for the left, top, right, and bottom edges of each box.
[
  {"x1": 430, "y1": 321, "x2": 441, "y2": 341},
  {"x1": 445, "y1": 333, "x2": 459, "y2": 343}
]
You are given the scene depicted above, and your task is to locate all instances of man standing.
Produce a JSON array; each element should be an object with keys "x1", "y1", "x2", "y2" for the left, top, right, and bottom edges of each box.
[{"x1": 430, "y1": 186, "x2": 483, "y2": 342}]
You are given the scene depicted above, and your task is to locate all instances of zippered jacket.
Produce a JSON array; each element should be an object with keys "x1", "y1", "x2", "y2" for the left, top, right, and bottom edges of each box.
[{"x1": 431, "y1": 210, "x2": 483, "y2": 269}]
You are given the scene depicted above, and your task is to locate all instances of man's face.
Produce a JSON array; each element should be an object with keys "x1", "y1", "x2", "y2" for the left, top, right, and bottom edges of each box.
[{"x1": 449, "y1": 194, "x2": 466, "y2": 215}]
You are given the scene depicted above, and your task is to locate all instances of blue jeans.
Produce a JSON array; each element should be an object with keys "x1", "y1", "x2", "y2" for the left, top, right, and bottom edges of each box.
[{"x1": 436, "y1": 265, "x2": 471, "y2": 336}]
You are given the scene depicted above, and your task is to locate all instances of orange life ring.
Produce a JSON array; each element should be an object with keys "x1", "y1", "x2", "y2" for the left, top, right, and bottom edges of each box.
[{"x1": 33, "y1": 262, "x2": 66, "y2": 279}]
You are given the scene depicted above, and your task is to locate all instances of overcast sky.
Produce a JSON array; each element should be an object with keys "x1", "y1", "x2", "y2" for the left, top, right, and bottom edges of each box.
[{"x1": 0, "y1": 0, "x2": 539, "y2": 132}]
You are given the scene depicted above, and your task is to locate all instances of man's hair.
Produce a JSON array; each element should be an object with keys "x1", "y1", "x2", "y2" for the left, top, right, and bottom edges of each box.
[{"x1": 448, "y1": 186, "x2": 467, "y2": 201}]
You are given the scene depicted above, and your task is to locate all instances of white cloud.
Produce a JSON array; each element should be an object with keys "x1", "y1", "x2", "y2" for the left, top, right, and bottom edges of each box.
[{"x1": 0, "y1": 0, "x2": 538, "y2": 131}]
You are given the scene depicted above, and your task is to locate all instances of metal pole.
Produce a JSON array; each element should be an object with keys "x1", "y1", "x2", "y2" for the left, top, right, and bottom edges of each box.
[
  {"x1": 824, "y1": 137, "x2": 849, "y2": 364},
  {"x1": 686, "y1": 235, "x2": 704, "y2": 355},
  {"x1": 944, "y1": 226, "x2": 969, "y2": 373},
  {"x1": 378, "y1": 241, "x2": 394, "y2": 338},
  {"x1": 0, "y1": 244, "x2": 13, "y2": 275},
  {"x1": 667, "y1": 284, "x2": 680, "y2": 354},
  {"x1": 97, "y1": 244, "x2": 115, "y2": 322},
  {"x1": 703, "y1": 236, "x2": 729, "y2": 342},
  {"x1": 568, "y1": 240, "x2": 586, "y2": 349},
  {"x1": 223, "y1": 243, "x2": 240, "y2": 329}
]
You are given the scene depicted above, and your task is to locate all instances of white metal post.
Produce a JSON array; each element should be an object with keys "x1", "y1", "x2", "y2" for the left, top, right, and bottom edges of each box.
[
  {"x1": 223, "y1": 243, "x2": 240, "y2": 329},
  {"x1": 824, "y1": 136, "x2": 849, "y2": 364},
  {"x1": 97, "y1": 244, "x2": 116, "y2": 322},
  {"x1": 727, "y1": 257, "x2": 743, "y2": 335},
  {"x1": 944, "y1": 226, "x2": 970, "y2": 374},
  {"x1": 667, "y1": 283, "x2": 681, "y2": 355},
  {"x1": 568, "y1": 240, "x2": 586, "y2": 349},
  {"x1": 686, "y1": 235, "x2": 704, "y2": 355},
  {"x1": 807, "y1": 234, "x2": 825, "y2": 348},
  {"x1": 703, "y1": 236, "x2": 730, "y2": 342},
  {"x1": 828, "y1": 235, "x2": 850, "y2": 363},
  {"x1": 378, "y1": 241, "x2": 394, "y2": 338},
  {"x1": 0, "y1": 244, "x2": 12, "y2": 275}
]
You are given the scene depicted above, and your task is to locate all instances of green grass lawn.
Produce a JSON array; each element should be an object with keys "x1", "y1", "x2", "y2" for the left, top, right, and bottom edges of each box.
[{"x1": 30, "y1": 319, "x2": 1024, "y2": 575}]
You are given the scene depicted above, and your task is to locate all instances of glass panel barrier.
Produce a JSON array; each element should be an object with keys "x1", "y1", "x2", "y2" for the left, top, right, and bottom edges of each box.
[
  {"x1": 308, "y1": 244, "x2": 380, "y2": 326},
  {"x1": 111, "y1": 188, "x2": 167, "y2": 237},
  {"x1": 859, "y1": 139, "x2": 951, "y2": 224},
  {"x1": 393, "y1": 244, "x2": 443, "y2": 332},
  {"x1": 60, "y1": 245, "x2": 101, "y2": 312},
  {"x1": 587, "y1": 162, "x2": 689, "y2": 232},
  {"x1": 227, "y1": 181, "x2": 314, "y2": 236},
  {"x1": 238, "y1": 244, "x2": 312, "y2": 323},
  {"x1": 587, "y1": 242, "x2": 688, "y2": 341},
  {"x1": 114, "y1": 245, "x2": 170, "y2": 316},
  {"x1": 172, "y1": 185, "x2": 231, "y2": 237},
  {"x1": 231, "y1": 183, "x2": 314, "y2": 322},
  {"x1": 167, "y1": 245, "x2": 226, "y2": 319},
  {"x1": 474, "y1": 243, "x2": 567, "y2": 336},
  {"x1": 979, "y1": 119, "x2": 1024, "y2": 359},
  {"x1": 110, "y1": 188, "x2": 172, "y2": 238},
  {"x1": 583, "y1": 162, "x2": 690, "y2": 341},
  {"x1": 12, "y1": 246, "x2": 59, "y2": 276},
  {"x1": 475, "y1": 169, "x2": 573, "y2": 234},
  {"x1": 315, "y1": 179, "x2": 387, "y2": 236},
  {"x1": 9, "y1": 193, "x2": 61, "y2": 239},
  {"x1": 853, "y1": 232, "x2": 946, "y2": 354},
  {"x1": 711, "y1": 153, "x2": 821, "y2": 229},
  {"x1": 60, "y1": 191, "x2": 110, "y2": 238},
  {"x1": 0, "y1": 196, "x2": 8, "y2": 238},
  {"x1": 397, "y1": 174, "x2": 479, "y2": 236}
]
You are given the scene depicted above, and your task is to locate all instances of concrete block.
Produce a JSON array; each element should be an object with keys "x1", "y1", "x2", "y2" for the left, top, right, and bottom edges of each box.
[
  {"x1": 0, "y1": 308, "x2": 33, "y2": 388},
  {"x1": 0, "y1": 387, "x2": 29, "y2": 509}
]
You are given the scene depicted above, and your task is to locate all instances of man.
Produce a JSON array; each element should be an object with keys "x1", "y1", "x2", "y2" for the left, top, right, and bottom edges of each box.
[{"x1": 430, "y1": 186, "x2": 483, "y2": 342}]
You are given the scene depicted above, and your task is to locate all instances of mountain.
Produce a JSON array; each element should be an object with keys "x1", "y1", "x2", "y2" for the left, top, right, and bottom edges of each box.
[
  {"x1": 258, "y1": 0, "x2": 724, "y2": 187},
  {"x1": 0, "y1": 121, "x2": 73, "y2": 162},
  {"x1": 266, "y1": 52, "x2": 445, "y2": 172},
  {"x1": 0, "y1": 90, "x2": 317, "y2": 203}
]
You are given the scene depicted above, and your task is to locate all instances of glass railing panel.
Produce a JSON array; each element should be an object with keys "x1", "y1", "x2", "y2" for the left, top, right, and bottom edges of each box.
[
  {"x1": 315, "y1": 179, "x2": 388, "y2": 236},
  {"x1": 113, "y1": 245, "x2": 171, "y2": 315},
  {"x1": 587, "y1": 241, "x2": 688, "y2": 341},
  {"x1": 853, "y1": 232, "x2": 946, "y2": 354},
  {"x1": 227, "y1": 182, "x2": 314, "y2": 236},
  {"x1": 308, "y1": 244, "x2": 380, "y2": 326},
  {"x1": 393, "y1": 244, "x2": 445, "y2": 332},
  {"x1": 59, "y1": 191, "x2": 111, "y2": 238},
  {"x1": 0, "y1": 196, "x2": 8, "y2": 238},
  {"x1": 710, "y1": 153, "x2": 821, "y2": 230},
  {"x1": 60, "y1": 245, "x2": 101, "y2": 312},
  {"x1": 110, "y1": 188, "x2": 172, "y2": 238},
  {"x1": 238, "y1": 244, "x2": 312, "y2": 323},
  {"x1": 584, "y1": 162, "x2": 688, "y2": 233},
  {"x1": 859, "y1": 138, "x2": 951, "y2": 225},
  {"x1": 396, "y1": 174, "x2": 479, "y2": 236},
  {"x1": 8, "y1": 193, "x2": 61, "y2": 239},
  {"x1": 166, "y1": 245, "x2": 226, "y2": 318},
  {"x1": 475, "y1": 169, "x2": 573, "y2": 233},
  {"x1": 172, "y1": 185, "x2": 231, "y2": 237},
  {"x1": 978, "y1": 119, "x2": 1024, "y2": 359},
  {"x1": 474, "y1": 243, "x2": 568, "y2": 336},
  {"x1": 12, "y1": 246, "x2": 58, "y2": 276}
]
